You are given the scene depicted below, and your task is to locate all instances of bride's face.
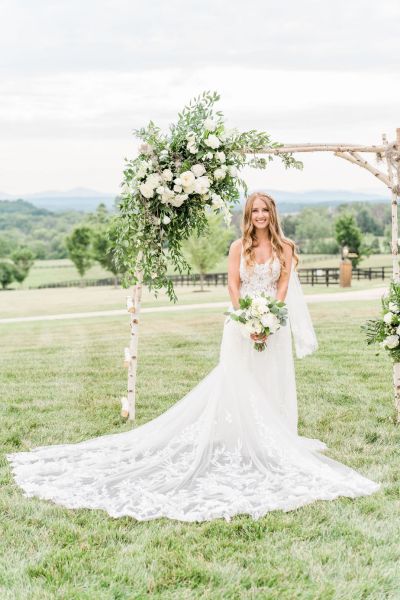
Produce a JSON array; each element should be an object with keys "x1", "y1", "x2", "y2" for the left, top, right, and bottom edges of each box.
[{"x1": 251, "y1": 197, "x2": 270, "y2": 230}]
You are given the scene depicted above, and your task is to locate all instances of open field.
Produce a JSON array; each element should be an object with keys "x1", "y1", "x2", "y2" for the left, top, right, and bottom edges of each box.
[
  {"x1": 19, "y1": 254, "x2": 394, "y2": 289},
  {"x1": 1, "y1": 301, "x2": 399, "y2": 599},
  {"x1": 0, "y1": 280, "x2": 388, "y2": 319}
]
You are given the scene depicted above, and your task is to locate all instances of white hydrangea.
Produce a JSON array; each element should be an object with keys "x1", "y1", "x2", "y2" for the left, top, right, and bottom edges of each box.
[
  {"x1": 385, "y1": 334, "x2": 400, "y2": 349},
  {"x1": 204, "y1": 134, "x2": 220, "y2": 149},
  {"x1": 191, "y1": 164, "x2": 206, "y2": 178},
  {"x1": 180, "y1": 171, "x2": 196, "y2": 188}
]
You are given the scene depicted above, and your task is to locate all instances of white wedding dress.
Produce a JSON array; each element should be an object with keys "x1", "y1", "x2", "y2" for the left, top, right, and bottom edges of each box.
[{"x1": 7, "y1": 254, "x2": 381, "y2": 522}]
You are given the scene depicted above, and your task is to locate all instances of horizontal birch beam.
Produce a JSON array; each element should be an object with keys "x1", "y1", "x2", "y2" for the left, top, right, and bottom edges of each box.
[{"x1": 245, "y1": 143, "x2": 394, "y2": 154}]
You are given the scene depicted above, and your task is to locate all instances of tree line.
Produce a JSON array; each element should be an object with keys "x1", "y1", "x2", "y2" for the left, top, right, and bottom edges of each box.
[{"x1": 0, "y1": 197, "x2": 395, "y2": 289}]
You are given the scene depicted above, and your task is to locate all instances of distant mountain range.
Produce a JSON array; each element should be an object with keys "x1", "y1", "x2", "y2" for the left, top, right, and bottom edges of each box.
[{"x1": 0, "y1": 187, "x2": 389, "y2": 213}]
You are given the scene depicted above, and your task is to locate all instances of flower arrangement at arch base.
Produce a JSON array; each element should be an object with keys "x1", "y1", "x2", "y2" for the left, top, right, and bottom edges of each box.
[
  {"x1": 363, "y1": 281, "x2": 400, "y2": 361},
  {"x1": 115, "y1": 91, "x2": 302, "y2": 302}
]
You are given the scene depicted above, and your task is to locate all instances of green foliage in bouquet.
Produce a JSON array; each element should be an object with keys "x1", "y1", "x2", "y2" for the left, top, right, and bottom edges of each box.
[
  {"x1": 362, "y1": 281, "x2": 400, "y2": 362},
  {"x1": 115, "y1": 91, "x2": 302, "y2": 301},
  {"x1": 226, "y1": 294, "x2": 288, "y2": 352}
]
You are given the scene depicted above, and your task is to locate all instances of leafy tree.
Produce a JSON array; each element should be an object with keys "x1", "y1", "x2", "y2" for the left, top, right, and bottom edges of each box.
[
  {"x1": 11, "y1": 248, "x2": 35, "y2": 283},
  {"x1": 183, "y1": 214, "x2": 233, "y2": 291},
  {"x1": 334, "y1": 213, "x2": 364, "y2": 267},
  {"x1": 66, "y1": 226, "x2": 94, "y2": 278},
  {"x1": 0, "y1": 260, "x2": 21, "y2": 289},
  {"x1": 92, "y1": 218, "x2": 124, "y2": 285}
]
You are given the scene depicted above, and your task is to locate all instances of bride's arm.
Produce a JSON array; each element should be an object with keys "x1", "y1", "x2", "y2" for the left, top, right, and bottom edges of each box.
[
  {"x1": 276, "y1": 243, "x2": 293, "y2": 302},
  {"x1": 227, "y1": 239, "x2": 242, "y2": 309}
]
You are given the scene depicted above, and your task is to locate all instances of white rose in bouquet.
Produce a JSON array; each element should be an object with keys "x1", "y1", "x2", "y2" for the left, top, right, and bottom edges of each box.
[
  {"x1": 191, "y1": 164, "x2": 206, "y2": 177},
  {"x1": 385, "y1": 334, "x2": 400, "y2": 349},
  {"x1": 139, "y1": 183, "x2": 154, "y2": 199},
  {"x1": 261, "y1": 313, "x2": 280, "y2": 332},
  {"x1": 173, "y1": 184, "x2": 183, "y2": 192},
  {"x1": 194, "y1": 176, "x2": 211, "y2": 195},
  {"x1": 384, "y1": 312, "x2": 394, "y2": 324},
  {"x1": 204, "y1": 134, "x2": 220, "y2": 149},
  {"x1": 180, "y1": 171, "x2": 196, "y2": 188},
  {"x1": 162, "y1": 169, "x2": 173, "y2": 182}
]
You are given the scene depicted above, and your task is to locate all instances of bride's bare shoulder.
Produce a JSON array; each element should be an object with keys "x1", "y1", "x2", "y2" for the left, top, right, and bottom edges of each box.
[{"x1": 229, "y1": 238, "x2": 242, "y2": 257}]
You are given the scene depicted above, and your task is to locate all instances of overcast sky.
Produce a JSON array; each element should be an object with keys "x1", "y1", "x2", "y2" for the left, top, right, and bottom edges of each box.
[{"x1": 1, "y1": 0, "x2": 399, "y2": 196}]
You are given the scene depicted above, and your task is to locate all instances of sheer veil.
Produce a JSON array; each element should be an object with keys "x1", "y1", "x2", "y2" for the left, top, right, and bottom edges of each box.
[{"x1": 285, "y1": 265, "x2": 318, "y2": 359}]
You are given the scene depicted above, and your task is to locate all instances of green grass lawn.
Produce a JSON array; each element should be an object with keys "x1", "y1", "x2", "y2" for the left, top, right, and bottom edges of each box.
[
  {"x1": 1, "y1": 301, "x2": 399, "y2": 599},
  {"x1": 19, "y1": 254, "x2": 394, "y2": 290}
]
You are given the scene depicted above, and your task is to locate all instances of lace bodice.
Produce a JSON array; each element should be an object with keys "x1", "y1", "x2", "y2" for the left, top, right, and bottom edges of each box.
[{"x1": 240, "y1": 253, "x2": 281, "y2": 298}]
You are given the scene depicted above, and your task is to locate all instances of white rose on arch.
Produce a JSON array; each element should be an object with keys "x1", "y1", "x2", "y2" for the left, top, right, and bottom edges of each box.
[
  {"x1": 162, "y1": 169, "x2": 173, "y2": 182},
  {"x1": 170, "y1": 194, "x2": 188, "y2": 207},
  {"x1": 139, "y1": 183, "x2": 155, "y2": 199},
  {"x1": 194, "y1": 176, "x2": 211, "y2": 195},
  {"x1": 214, "y1": 167, "x2": 227, "y2": 180},
  {"x1": 204, "y1": 134, "x2": 220, "y2": 149},
  {"x1": 146, "y1": 173, "x2": 162, "y2": 189},
  {"x1": 384, "y1": 312, "x2": 395, "y2": 324},
  {"x1": 385, "y1": 334, "x2": 400, "y2": 349},
  {"x1": 389, "y1": 301, "x2": 399, "y2": 313},
  {"x1": 204, "y1": 118, "x2": 217, "y2": 131},
  {"x1": 180, "y1": 171, "x2": 196, "y2": 188},
  {"x1": 191, "y1": 164, "x2": 206, "y2": 178},
  {"x1": 228, "y1": 165, "x2": 238, "y2": 177},
  {"x1": 215, "y1": 151, "x2": 226, "y2": 163}
]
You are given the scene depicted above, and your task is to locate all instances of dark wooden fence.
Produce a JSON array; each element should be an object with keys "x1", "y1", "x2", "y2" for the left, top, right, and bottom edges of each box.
[{"x1": 34, "y1": 266, "x2": 391, "y2": 289}]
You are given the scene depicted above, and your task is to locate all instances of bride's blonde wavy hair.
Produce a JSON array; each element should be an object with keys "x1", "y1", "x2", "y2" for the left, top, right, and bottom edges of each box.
[{"x1": 241, "y1": 192, "x2": 299, "y2": 273}]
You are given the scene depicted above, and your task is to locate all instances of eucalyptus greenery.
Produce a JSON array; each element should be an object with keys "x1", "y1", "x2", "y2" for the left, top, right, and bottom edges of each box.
[
  {"x1": 115, "y1": 91, "x2": 302, "y2": 301},
  {"x1": 363, "y1": 281, "x2": 400, "y2": 361}
]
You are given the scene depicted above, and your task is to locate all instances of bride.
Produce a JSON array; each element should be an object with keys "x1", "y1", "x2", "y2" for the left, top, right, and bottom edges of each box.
[{"x1": 7, "y1": 191, "x2": 381, "y2": 522}]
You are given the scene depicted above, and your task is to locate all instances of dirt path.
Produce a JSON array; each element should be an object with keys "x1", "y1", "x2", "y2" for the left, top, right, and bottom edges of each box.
[{"x1": 0, "y1": 287, "x2": 386, "y2": 325}]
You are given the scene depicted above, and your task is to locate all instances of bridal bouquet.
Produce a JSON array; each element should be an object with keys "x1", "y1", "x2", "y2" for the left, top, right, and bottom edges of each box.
[
  {"x1": 363, "y1": 281, "x2": 400, "y2": 361},
  {"x1": 226, "y1": 294, "x2": 288, "y2": 351}
]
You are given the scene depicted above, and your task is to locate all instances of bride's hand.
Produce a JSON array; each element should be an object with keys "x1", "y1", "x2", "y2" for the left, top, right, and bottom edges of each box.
[{"x1": 250, "y1": 332, "x2": 268, "y2": 342}]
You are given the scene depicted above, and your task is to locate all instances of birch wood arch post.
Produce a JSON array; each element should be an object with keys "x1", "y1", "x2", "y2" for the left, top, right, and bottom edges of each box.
[{"x1": 255, "y1": 129, "x2": 400, "y2": 422}]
